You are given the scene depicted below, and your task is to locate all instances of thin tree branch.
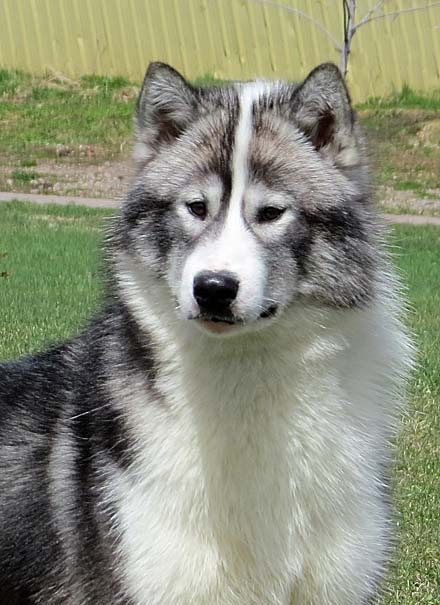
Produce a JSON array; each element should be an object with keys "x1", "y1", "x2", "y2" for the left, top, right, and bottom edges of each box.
[
  {"x1": 243, "y1": 0, "x2": 343, "y2": 50},
  {"x1": 354, "y1": 1, "x2": 440, "y2": 31},
  {"x1": 357, "y1": 0, "x2": 387, "y2": 29},
  {"x1": 340, "y1": 0, "x2": 357, "y2": 76}
]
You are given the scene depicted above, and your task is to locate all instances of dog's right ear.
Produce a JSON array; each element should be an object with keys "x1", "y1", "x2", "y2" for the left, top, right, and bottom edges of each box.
[{"x1": 134, "y1": 62, "x2": 199, "y2": 169}]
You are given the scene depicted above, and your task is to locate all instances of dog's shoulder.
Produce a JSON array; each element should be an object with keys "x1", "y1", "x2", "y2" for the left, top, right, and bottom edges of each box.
[{"x1": 0, "y1": 345, "x2": 71, "y2": 416}]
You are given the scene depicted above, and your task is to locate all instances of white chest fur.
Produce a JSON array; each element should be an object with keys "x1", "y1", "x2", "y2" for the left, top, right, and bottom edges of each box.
[{"x1": 111, "y1": 307, "x2": 409, "y2": 605}]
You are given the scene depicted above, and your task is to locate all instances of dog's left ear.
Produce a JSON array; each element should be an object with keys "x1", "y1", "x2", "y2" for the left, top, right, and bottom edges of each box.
[
  {"x1": 291, "y1": 63, "x2": 359, "y2": 170},
  {"x1": 134, "y1": 62, "x2": 199, "y2": 169}
]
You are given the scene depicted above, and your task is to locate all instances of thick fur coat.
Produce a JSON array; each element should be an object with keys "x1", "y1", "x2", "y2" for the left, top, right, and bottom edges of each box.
[{"x1": 0, "y1": 63, "x2": 413, "y2": 604}]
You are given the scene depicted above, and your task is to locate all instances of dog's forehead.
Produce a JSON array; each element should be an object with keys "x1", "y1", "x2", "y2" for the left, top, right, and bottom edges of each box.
[
  {"x1": 188, "y1": 82, "x2": 322, "y2": 198},
  {"x1": 188, "y1": 84, "x2": 280, "y2": 172},
  {"x1": 151, "y1": 81, "x2": 338, "y2": 208}
]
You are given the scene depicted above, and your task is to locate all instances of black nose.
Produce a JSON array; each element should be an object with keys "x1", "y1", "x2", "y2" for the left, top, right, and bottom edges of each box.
[{"x1": 193, "y1": 271, "x2": 239, "y2": 315}]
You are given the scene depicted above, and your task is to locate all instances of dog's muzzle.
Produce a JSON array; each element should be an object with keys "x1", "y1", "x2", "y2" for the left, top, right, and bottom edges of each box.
[{"x1": 191, "y1": 271, "x2": 278, "y2": 327}]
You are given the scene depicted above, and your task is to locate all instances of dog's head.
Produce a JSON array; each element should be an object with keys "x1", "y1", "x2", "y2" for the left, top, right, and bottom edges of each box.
[{"x1": 113, "y1": 63, "x2": 379, "y2": 337}]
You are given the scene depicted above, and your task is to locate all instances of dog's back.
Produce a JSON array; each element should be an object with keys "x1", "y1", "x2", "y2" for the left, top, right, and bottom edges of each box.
[{"x1": 0, "y1": 310, "x2": 140, "y2": 604}]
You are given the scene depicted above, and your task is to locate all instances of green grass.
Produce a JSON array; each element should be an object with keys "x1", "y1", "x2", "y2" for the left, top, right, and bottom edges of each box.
[
  {"x1": 193, "y1": 73, "x2": 232, "y2": 87},
  {"x1": 359, "y1": 84, "x2": 440, "y2": 111},
  {"x1": 0, "y1": 68, "x2": 31, "y2": 96},
  {"x1": 10, "y1": 169, "x2": 39, "y2": 184},
  {"x1": 19, "y1": 158, "x2": 38, "y2": 168},
  {"x1": 0, "y1": 201, "x2": 111, "y2": 358},
  {"x1": 0, "y1": 201, "x2": 439, "y2": 603},
  {"x1": 394, "y1": 181, "x2": 425, "y2": 192},
  {"x1": 359, "y1": 108, "x2": 440, "y2": 205},
  {"x1": 0, "y1": 69, "x2": 224, "y2": 165},
  {"x1": 379, "y1": 225, "x2": 440, "y2": 605},
  {"x1": 0, "y1": 69, "x2": 135, "y2": 162},
  {"x1": 80, "y1": 74, "x2": 132, "y2": 92}
]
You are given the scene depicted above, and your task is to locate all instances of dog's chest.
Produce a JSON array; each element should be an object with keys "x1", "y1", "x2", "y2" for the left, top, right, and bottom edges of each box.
[{"x1": 111, "y1": 349, "x2": 361, "y2": 604}]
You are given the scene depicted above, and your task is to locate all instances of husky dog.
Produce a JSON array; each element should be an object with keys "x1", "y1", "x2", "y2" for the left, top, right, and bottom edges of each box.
[{"x1": 0, "y1": 62, "x2": 412, "y2": 605}]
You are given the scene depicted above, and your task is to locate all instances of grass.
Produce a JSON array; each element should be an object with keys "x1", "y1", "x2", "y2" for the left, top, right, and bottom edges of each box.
[
  {"x1": 0, "y1": 201, "x2": 110, "y2": 358},
  {"x1": 379, "y1": 225, "x2": 440, "y2": 605},
  {"x1": 358, "y1": 106, "x2": 440, "y2": 207},
  {"x1": 10, "y1": 169, "x2": 39, "y2": 184},
  {"x1": 0, "y1": 201, "x2": 439, "y2": 603},
  {"x1": 19, "y1": 159, "x2": 38, "y2": 168},
  {"x1": 0, "y1": 68, "x2": 32, "y2": 96},
  {"x1": 393, "y1": 181, "x2": 425, "y2": 192},
  {"x1": 359, "y1": 84, "x2": 440, "y2": 111},
  {"x1": 0, "y1": 68, "x2": 134, "y2": 164}
]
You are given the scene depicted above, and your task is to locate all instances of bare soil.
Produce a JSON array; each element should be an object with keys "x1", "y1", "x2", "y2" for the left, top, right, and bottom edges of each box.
[{"x1": 0, "y1": 155, "x2": 133, "y2": 200}]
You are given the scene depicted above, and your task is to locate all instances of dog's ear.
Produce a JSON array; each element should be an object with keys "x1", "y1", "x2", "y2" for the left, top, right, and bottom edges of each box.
[
  {"x1": 134, "y1": 62, "x2": 199, "y2": 169},
  {"x1": 291, "y1": 63, "x2": 359, "y2": 170}
]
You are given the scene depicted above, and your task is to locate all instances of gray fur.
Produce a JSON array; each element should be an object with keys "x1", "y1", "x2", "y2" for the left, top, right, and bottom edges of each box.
[{"x1": 0, "y1": 62, "x2": 412, "y2": 605}]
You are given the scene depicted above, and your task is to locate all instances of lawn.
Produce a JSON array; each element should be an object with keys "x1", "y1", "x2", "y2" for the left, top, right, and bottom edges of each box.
[
  {"x1": 0, "y1": 201, "x2": 109, "y2": 358},
  {"x1": 0, "y1": 69, "x2": 134, "y2": 163},
  {"x1": 0, "y1": 201, "x2": 439, "y2": 603}
]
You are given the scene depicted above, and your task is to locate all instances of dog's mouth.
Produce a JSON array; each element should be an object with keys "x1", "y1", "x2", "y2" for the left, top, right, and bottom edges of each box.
[
  {"x1": 195, "y1": 305, "x2": 278, "y2": 333},
  {"x1": 206, "y1": 316, "x2": 237, "y2": 325}
]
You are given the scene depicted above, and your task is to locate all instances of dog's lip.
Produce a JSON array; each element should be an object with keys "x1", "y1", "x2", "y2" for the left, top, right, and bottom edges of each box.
[
  {"x1": 198, "y1": 314, "x2": 239, "y2": 325},
  {"x1": 193, "y1": 305, "x2": 279, "y2": 325},
  {"x1": 199, "y1": 319, "x2": 238, "y2": 334}
]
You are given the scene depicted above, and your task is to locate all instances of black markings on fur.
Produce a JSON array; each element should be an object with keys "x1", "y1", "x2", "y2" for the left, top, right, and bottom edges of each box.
[
  {"x1": 70, "y1": 411, "x2": 128, "y2": 604},
  {"x1": 124, "y1": 186, "x2": 173, "y2": 235},
  {"x1": 136, "y1": 62, "x2": 201, "y2": 160},
  {"x1": 0, "y1": 580, "x2": 34, "y2": 604},
  {"x1": 289, "y1": 204, "x2": 366, "y2": 277},
  {"x1": 203, "y1": 96, "x2": 238, "y2": 213},
  {"x1": 249, "y1": 158, "x2": 287, "y2": 192},
  {"x1": 290, "y1": 203, "x2": 376, "y2": 308},
  {"x1": 287, "y1": 212, "x2": 313, "y2": 277},
  {"x1": 312, "y1": 110, "x2": 335, "y2": 150},
  {"x1": 0, "y1": 349, "x2": 70, "y2": 602},
  {"x1": 289, "y1": 62, "x2": 354, "y2": 152},
  {"x1": 118, "y1": 302, "x2": 158, "y2": 383},
  {"x1": 0, "y1": 303, "x2": 158, "y2": 603},
  {"x1": 121, "y1": 186, "x2": 175, "y2": 262},
  {"x1": 301, "y1": 204, "x2": 366, "y2": 242},
  {"x1": 72, "y1": 314, "x2": 133, "y2": 472}
]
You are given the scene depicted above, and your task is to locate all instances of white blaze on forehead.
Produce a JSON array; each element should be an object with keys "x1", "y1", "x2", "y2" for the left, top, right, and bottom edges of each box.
[
  {"x1": 178, "y1": 82, "x2": 273, "y2": 321},
  {"x1": 230, "y1": 81, "x2": 271, "y2": 215}
]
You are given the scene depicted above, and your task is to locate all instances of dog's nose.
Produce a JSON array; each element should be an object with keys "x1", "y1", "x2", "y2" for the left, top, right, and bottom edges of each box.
[{"x1": 193, "y1": 271, "x2": 239, "y2": 314}]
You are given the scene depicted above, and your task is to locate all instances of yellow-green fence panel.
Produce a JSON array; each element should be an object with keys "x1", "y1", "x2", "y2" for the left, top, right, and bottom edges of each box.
[{"x1": 0, "y1": 0, "x2": 439, "y2": 101}]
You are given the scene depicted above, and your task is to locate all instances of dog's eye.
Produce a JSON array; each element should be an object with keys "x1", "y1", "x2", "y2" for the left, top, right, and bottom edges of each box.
[
  {"x1": 186, "y1": 201, "x2": 207, "y2": 220},
  {"x1": 258, "y1": 206, "x2": 286, "y2": 223}
]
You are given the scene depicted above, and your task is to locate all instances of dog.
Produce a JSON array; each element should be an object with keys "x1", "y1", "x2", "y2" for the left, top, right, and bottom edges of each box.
[{"x1": 0, "y1": 62, "x2": 413, "y2": 604}]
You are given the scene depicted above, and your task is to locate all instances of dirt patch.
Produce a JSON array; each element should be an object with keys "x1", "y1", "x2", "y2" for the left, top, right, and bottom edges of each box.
[
  {"x1": 0, "y1": 158, "x2": 133, "y2": 199},
  {"x1": 377, "y1": 186, "x2": 440, "y2": 216},
  {"x1": 416, "y1": 119, "x2": 440, "y2": 149}
]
